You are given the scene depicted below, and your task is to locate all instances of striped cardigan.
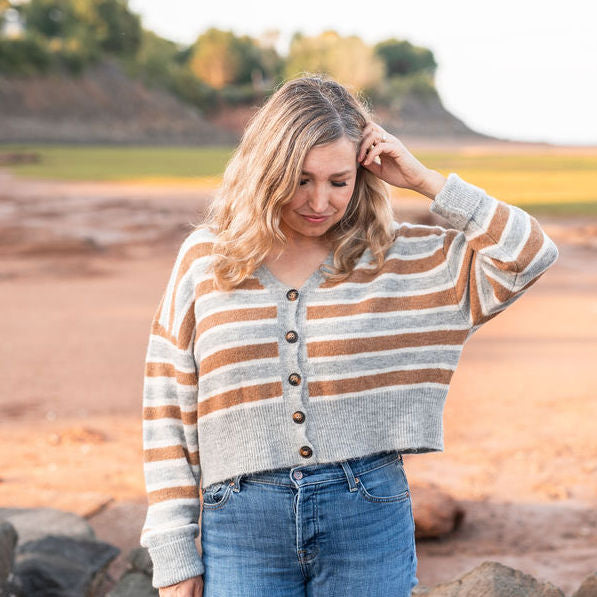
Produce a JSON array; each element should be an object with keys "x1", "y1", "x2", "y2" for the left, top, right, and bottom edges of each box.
[{"x1": 140, "y1": 172, "x2": 559, "y2": 587}]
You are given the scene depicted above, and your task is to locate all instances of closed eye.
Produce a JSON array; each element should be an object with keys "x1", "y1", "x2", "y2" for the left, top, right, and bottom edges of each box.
[{"x1": 299, "y1": 180, "x2": 348, "y2": 187}]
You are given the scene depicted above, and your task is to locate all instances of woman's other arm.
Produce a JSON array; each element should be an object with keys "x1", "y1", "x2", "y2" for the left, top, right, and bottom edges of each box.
[{"x1": 140, "y1": 235, "x2": 204, "y2": 590}]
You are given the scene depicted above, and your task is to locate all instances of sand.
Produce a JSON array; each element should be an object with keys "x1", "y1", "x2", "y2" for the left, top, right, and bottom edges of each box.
[{"x1": 0, "y1": 166, "x2": 595, "y2": 595}]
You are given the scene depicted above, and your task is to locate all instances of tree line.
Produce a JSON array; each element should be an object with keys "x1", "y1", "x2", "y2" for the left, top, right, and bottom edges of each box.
[{"x1": 0, "y1": 0, "x2": 440, "y2": 112}]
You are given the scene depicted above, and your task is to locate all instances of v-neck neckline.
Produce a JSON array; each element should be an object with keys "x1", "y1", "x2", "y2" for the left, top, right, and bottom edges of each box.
[{"x1": 255, "y1": 249, "x2": 335, "y2": 293}]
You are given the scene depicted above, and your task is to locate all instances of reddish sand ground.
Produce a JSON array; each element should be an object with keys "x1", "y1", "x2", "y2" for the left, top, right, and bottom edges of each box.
[{"x1": 0, "y1": 161, "x2": 596, "y2": 595}]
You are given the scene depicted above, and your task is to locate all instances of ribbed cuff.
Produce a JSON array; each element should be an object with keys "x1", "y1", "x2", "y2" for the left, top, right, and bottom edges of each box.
[
  {"x1": 147, "y1": 536, "x2": 205, "y2": 589},
  {"x1": 429, "y1": 172, "x2": 486, "y2": 230}
]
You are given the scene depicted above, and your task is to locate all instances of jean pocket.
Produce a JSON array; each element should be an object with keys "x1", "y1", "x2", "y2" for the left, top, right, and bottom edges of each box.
[
  {"x1": 202, "y1": 480, "x2": 234, "y2": 510},
  {"x1": 356, "y1": 457, "x2": 410, "y2": 503}
]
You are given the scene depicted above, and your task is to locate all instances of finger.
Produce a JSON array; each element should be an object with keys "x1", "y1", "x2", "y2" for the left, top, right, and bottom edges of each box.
[
  {"x1": 358, "y1": 124, "x2": 385, "y2": 156},
  {"x1": 359, "y1": 128, "x2": 391, "y2": 162},
  {"x1": 358, "y1": 132, "x2": 377, "y2": 162},
  {"x1": 361, "y1": 156, "x2": 382, "y2": 177},
  {"x1": 361, "y1": 141, "x2": 387, "y2": 167}
]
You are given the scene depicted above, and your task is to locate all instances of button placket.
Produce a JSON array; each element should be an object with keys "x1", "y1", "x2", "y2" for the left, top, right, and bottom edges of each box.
[{"x1": 281, "y1": 287, "x2": 312, "y2": 459}]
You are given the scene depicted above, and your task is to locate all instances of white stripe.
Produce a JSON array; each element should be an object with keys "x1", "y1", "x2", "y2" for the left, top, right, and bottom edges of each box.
[
  {"x1": 199, "y1": 357, "x2": 280, "y2": 382},
  {"x1": 306, "y1": 323, "x2": 468, "y2": 343},
  {"x1": 310, "y1": 362, "x2": 456, "y2": 382}
]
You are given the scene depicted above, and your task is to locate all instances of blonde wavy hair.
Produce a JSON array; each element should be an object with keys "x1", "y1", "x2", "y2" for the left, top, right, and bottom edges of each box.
[{"x1": 198, "y1": 74, "x2": 396, "y2": 291}]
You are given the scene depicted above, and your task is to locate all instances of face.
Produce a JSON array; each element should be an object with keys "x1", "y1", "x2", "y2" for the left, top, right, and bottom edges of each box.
[{"x1": 280, "y1": 136, "x2": 359, "y2": 244}]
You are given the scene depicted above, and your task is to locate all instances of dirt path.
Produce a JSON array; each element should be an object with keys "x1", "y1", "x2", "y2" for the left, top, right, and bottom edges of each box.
[{"x1": 0, "y1": 170, "x2": 595, "y2": 595}]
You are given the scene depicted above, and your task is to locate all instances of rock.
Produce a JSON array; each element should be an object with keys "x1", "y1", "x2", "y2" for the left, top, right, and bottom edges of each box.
[
  {"x1": 0, "y1": 577, "x2": 26, "y2": 597},
  {"x1": 13, "y1": 535, "x2": 120, "y2": 597},
  {"x1": 127, "y1": 547, "x2": 153, "y2": 576},
  {"x1": 415, "y1": 561, "x2": 565, "y2": 596},
  {"x1": 572, "y1": 571, "x2": 597, "y2": 597},
  {"x1": 0, "y1": 508, "x2": 95, "y2": 545},
  {"x1": 410, "y1": 482, "x2": 465, "y2": 539},
  {"x1": 107, "y1": 571, "x2": 158, "y2": 597},
  {"x1": 0, "y1": 520, "x2": 18, "y2": 582}
]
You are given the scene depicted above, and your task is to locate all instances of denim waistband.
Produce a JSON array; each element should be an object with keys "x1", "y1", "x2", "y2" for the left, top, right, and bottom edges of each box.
[{"x1": 231, "y1": 450, "x2": 403, "y2": 491}]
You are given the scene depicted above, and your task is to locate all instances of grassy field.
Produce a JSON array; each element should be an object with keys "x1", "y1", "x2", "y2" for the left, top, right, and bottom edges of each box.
[{"x1": 2, "y1": 143, "x2": 597, "y2": 215}]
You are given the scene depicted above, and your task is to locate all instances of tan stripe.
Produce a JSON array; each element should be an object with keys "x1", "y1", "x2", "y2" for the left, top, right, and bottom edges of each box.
[
  {"x1": 488, "y1": 275, "x2": 514, "y2": 303},
  {"x1": 148, "y1": 485, "x2": 199, "y2": 505},
  {"x1": 309, "y1": 368, "x2": 453, "y2": 397},
  {"x1": 465, "y1": 204, "x2": 543, "y2": 275},
  {"x1": 444, "y1": 211, "x2": 530, "y2": 326},
  {"x1": 307, "y1": 288, "x2": 456, "y2": 319},
  {"x1": 477, "y1": 202, "x2": 509, "y2": 251},
  {"x1": 396, "y1": 225, "x2": 444, "y2": 238},
  {"x1": 195, "y1": 275, "x2": 264, "y2": 300},
  {"x1": 201, "y1": 342, "x2": 279, "y2": 376},
  {"x1": 197, "y1": 381, "x2": 283, "y2": 418},
  {"x1": 320, "y1": 247, "x2": 445, "y2": 287},
  {"x1": 144, "y1": 445, "x2": 199, "y2": 465},
  {"x1": 515, "y1": 217, "x2": 544, "y2": 271},
  {"x1": 144, "y1": 362, "x2": 198, "y2": 386},
  {"x1": 151, "y1": 319, "x2": 177, "y2": 345},
  {"x1": 153, "y1": 291, "x2": 166, "y2": 324},
  {"x1": 197, "y1": 306, "x2": 277, "y2": 336},
  {"x1": 143, "y1": 405, "x2": 197, "y2": 425},
  {"x1": 168, "y1": 242, "x2": 214, "y2": 331},
  {"x1": 307, "y1": 329, "x2": 469, "y2": 358},
  {"x1": 178, "y1": 303, "x2": 196, "y2": 351}
]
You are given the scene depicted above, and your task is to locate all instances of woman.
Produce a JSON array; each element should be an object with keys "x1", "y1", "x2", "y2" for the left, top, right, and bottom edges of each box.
[{"x1": 140, "y1": 75, "x2": 559, "y2": 596}]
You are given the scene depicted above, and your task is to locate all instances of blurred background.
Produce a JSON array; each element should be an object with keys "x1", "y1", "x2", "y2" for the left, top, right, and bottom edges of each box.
[{"x1": 1, "y1": 1, "x2": 596, "y2": 595}]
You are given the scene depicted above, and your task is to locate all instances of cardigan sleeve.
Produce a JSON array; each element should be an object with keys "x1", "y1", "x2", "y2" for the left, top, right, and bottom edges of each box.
[
  {"x1": 429, "y1": 173, "x2": 559, "y2": 338},
  {"x1": 139, "y1": 237, "x2": 204, "y2": 588}
]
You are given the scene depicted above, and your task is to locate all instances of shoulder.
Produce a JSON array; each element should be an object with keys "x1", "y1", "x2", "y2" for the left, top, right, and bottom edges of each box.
[
  {"x1": 382, "y1": 220, "x2": 464, "y2": 262},
  {"x1": 175, "y1": 225, "x2": 217, "y2": 262},
  {"x1": 391, "y1": 219, "x2": 450, "y2": 244}
]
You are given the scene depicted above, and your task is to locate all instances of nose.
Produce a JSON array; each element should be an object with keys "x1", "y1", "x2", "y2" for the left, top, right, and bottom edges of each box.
[{"x1": 308, "y1": 184, "x2": 329, "y2": 214}]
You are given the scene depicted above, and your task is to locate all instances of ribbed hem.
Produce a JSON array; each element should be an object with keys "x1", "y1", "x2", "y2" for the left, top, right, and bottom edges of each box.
[
  {"x1": 430, "y1": 172, "x2": 486, "y2": 230},
  {"x1": 197, "y1": 385, "x2": 448, "y2": 489},
  {"x1": 147, "y1": 536, "x2": 205, "y2": 589}
]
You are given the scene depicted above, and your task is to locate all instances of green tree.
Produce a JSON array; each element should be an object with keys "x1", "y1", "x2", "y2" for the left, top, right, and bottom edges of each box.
[
  {"x1": 374, "y1": 38, "x2": 437, "y2": 77},
  {"x1": 94, "y1": 0, "x2": 141, "y2": 56},
  {"x1": 284, "y1": 30, "x2": 385, "y2": 91},
  {"x1": 122, "y1": 28, "x2": 217, "y2": 112},
  {"x1": 18, "y1": 0, "x2": 79, "y2": 38},
  {"x1": 189, "y1": 27, "x2": 281, "y2": 89},
  {"x1": 17, "y1": 0, "x2": 140, "y2": 57}
]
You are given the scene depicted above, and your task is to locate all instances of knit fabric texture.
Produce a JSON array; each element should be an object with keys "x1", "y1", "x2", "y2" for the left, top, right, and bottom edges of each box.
[{"x1": 140, "y1": 172, "x2": 559, "y2": 587}]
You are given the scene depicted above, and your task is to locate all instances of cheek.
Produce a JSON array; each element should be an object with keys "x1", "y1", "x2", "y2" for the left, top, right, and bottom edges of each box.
[{"x1": 336, "y1": 185, "x2": 356, "y2": 212}]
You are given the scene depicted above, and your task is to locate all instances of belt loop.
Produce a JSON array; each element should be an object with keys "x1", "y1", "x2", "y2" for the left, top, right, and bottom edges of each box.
[
  {"x1": 232, "y1": 474, "x2": 242, "y2": 492},
  {"x1": 339, "y1": 460, "x2": 358, "y2": 492}
]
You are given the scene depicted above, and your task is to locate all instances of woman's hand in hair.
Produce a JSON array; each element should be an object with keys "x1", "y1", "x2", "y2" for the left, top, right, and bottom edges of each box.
[
  {"x1": 159, "y1": 575, "x2": 203, "y2": 596},
  {"x1": 358, "y1": 123, "x2": 446, "y2": 198}
]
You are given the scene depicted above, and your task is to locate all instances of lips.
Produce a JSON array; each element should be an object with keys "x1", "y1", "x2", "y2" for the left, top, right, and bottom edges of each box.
[{"x1": 300, "y1": 214, "x2": 330, "y2": 223}]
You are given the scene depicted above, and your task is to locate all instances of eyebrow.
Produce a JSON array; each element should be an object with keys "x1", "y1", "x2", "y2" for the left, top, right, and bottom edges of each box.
[{"x1": 301, "y1": 169, "x2": 353, "y2": 177}]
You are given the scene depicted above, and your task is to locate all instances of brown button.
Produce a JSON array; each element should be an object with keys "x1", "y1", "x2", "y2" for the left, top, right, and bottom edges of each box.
[
  {"x1": 288, "y1": 373, "x2": 301, "y2": 386},
  {"x1": 292, "y1": 411, "x2": 305, "y2": 423},
  {"x1": 299, "y1": 445, "x2": 313, "y2": 458},
  {"x1": 286, "y1": 289, "x2": 299, "y2": 301},
  {"x1": 285, "y1": 330, "x2": 298, "y2": 343}
]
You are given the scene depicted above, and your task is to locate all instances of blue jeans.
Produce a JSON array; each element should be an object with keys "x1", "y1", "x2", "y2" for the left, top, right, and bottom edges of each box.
[{"x1": 200, "y1": 449, "x2": 419, "y2": 596}]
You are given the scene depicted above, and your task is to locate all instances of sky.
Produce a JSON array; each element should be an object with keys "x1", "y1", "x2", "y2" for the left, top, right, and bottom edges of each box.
[{"x1": 128, "y1": 0, "x2": 597, "y2": 146}]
